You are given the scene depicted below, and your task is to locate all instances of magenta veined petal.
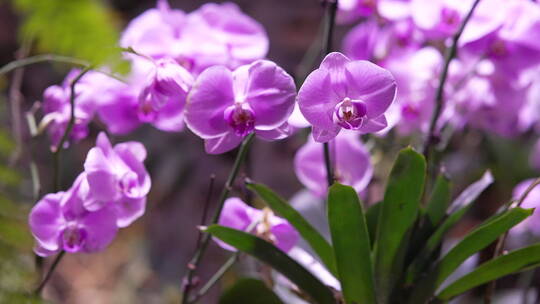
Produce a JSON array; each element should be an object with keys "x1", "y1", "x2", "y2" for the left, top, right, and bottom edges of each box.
[
  {"x1": 242, "y1": 60, "x2": 296, "y2": 130},
  {"x1": 185, "y1": 66, "x2": 235, "y2": 138}
]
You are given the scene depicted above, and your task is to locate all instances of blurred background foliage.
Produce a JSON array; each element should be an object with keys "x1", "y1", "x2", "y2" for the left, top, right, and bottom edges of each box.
[{"x1": 7, "y1": 0, "x2": 126, "y2": 70}]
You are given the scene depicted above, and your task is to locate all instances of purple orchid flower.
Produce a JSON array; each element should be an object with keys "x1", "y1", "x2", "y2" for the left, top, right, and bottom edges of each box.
[
  {"x1": 294, "y1": 132, "x2": 373, "y2": 197},
  {"x1": 382, "y1": 46, "x2": 444, "y2": 135},
  {"x1": 181, "y1": 2, "x2": 269, "y2": 74},
  {"x1": 297, "y1": 52, "x2": 396, "y2": 142},
  {"x1": 460, "y1": 0, "x2": 540, "y2": 75},
  {"x1": 120, "y1": 0, "x2": 186, "y2": 60},
  {"x1": 137, "y1": 58, "x2": 194, "y2": 132},
  {"x1": 217, "y1": 197, "x2": 299, "y2": 252},
  {"x1": 184, "y1": 60, "x2": 297, "y2": 154},
  {"x1": 337, "y1": 0, "x2": 378, "y2": 24},
  {"x1": 29, "y1": 173, "x2": 118, "y2": 257},
  {"x1": 410, "y1": 0, "x2": 470, "y2": 39},
  {"x1": 41, "y1": 70, "x2": 96, "y2": 148},
  {"x1": 510, "y1": 179, "x2": 540, "y2": 237},
  {"x1": 83, "y1": 132, "x2": 151, "y2": 228}
]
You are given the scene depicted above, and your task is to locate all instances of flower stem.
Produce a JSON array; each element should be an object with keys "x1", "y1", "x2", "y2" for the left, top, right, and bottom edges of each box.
[
  {"x1": 52, "y1": 67, "x2": 91, "y2": 192},
  {"x1": 188, "y1": 253, "x2": 239, "y2": 303},
  {"x1": 422, "y1": 0, "x2": 482, "y2": 157},
  {"x1": 181, "y1": 133, "x2": 255, "y2": 304},
  {"x1": 0, "y1": 54, "x2": 89, "y2": 75},
  {"x1": 484, "y1": 177, "x2": 540, "y2": 303},
  {"x1": 34, "y1": 251, "x2": 65, "y2": 295},
  {"x1": 320, "y1": 0, "x2": 338, "y2": 187}
]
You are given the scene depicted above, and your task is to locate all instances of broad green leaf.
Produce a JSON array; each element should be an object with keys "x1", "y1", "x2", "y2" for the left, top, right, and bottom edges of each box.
[
  {"x1": 406, "y1": 171, "x2": 494, "y2": 283},
  {"x1": 425, "y1": 174, "x2": 452, "y2": 227},
  {"x1": 409, "y1": 207, "x2": 533, "y2": 303},
  {"x1": 374, "y1": 147, "x2": 426, "y2": 303},
  {"x1": 328, "y1": 184, "x2": 375, "y2": 304},
  {"x1": 219, "y1": 278, "x2": 284, "y2": 304},
  {"x1": 365, "y1": 201, "x2": 382, "y2": 247},
  {"x1": 206, "y1": 225, "x2": 336, "y2": 304},
  {"x1": 437, "y1": 243, "x2": 540, "y2": 301},
  {"x1": 247, "y1": 183, "x2": 337, "y2": 276}
]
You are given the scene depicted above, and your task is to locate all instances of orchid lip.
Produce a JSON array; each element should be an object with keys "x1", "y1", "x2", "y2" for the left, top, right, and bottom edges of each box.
[
  {"x1": 333, "y1": 97, "x2": 368, "y2": 129},
  {"x1": 224, "y1": 103, "x2": 256, "y2": 137},
  {"x1": 62, "y1": 223, "x2": 87, "y2": 253}
]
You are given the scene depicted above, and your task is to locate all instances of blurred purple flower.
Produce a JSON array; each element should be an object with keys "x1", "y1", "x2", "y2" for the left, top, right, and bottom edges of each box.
[
  {"x1": 137, "y1": 58, "x2": 194, "y2": 132},
  {"x1": 41, "y1": 70, "x2": 96, "y2": 148},
  {"x1": 184, "y1": 60, "x2": 296, "y2": 154},
  {"x1": 460, "y1": 0, "x2": 540, "y2": 74},
  {"x1": 343, "y1": 19, "x2": 381, "y2": 61},
  {"x1": 297, "y1": 52, "x2": 396, "y2": 142},
  {"x1": 510, "y1": 179, "x2": 540, "y2": 237},
  {"x1": 181, "y1": 2, "x2": 269, "y2": 74},
  {"x1": 120, "y1": 0, "x2": 186, "y2": 60},
  {"x1": 217, "y1": 197, "x2": 299, "y2": 252},
  {"x1": 382, "y1": 47, "x2": 444, "y2": 134},
  {"x1": 29, "y1": 173, "x2": 118, "y2": 257},
  {"x1": 337, "y1": 0, "x2": 378, "y2": 23},
  {"x1": 453, "y1": 70, "x2": 529, "y2": 137},
  {"x1": 294, "y1": 132, "x2": 373, "y2": 197},
  {"x1": 84, "y1": 132, "x2": 151, "y2": 228},
  {"x1": 410, "y1": 0, "x2": 471, "y2": 39}
]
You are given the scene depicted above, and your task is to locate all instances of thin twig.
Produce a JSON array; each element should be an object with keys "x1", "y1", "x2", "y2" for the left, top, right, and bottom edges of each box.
[
  {"x1": 484, "y1": 177, "x2": 540, "y2": 303},
  {"x1": 193, "y1": 174, "x2": 216, "y2": 254},
  {"x1": 34, "y1": 251, "x2": 65, "y2": 295},
  {"x1": 422, "y1": 0, "x2": 482, "y2": 157},
  {"x1": 320, "y1": 0, "x2": 338, "y2": 187},
  {"x1": 7, "y1": 39, "x2": 32, "y2": 166},
  {"x1": 52, "y1": 67, "x2": 91, "y2": 192},
  {"x1": 181, "y1": 133, "x2": 256, "y2": 304},
  {"x1": 0, "y1": 54, "x2": 88, "y2": 75},
  {"x1": 189, "y1": 253, "x2": 239, "y2": 304}
]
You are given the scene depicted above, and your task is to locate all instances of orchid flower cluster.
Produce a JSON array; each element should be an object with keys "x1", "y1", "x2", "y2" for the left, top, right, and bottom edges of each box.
[
  {"x1": 20, "y1": 0, "x2": 540, "y2": 302},
  {"x1": 29, "y1": 132, "x2": 150, "y2": 256}
]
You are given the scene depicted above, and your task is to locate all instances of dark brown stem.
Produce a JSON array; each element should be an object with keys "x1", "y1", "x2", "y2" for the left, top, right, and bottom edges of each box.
[
  {"x1": 52, "y1": 67, "x2": 91, "y2": 192},
  {"x1": 422, "y1": 0, "x2": 482, "y2": 157},
  {"x1": 34, "y1": 251, "x2": 65, "y2": 295},
  {"x1": 321, "y1": 0, "x2": 338, "y2": 187},
  {"x1": 181, "y1": 133, "x2": 255, "y2": 304}
]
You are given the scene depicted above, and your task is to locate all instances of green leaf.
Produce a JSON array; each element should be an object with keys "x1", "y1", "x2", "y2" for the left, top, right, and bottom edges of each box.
[
  {"x1": 206, "y1": 225, "x2": 336, "y2": 304},
  {"x1": 365, "y1": 201, "x2": 382, "y2": 247},
  {"x1": 219, "y1": 278, "x2": 284, "y2": 304},
  {"x1": 437, "y1": 243, "x2": 540, "y2": 301},
  {"x1": 406, "y1": 171, "x2": 494, "y2": 283},
  {"x1": 327, "y1": 184, "x2": 376, "y2": 304},
  {"x1": 410, "y1": 207, "x2": 533, "y2": 303},
  {"x1": 373, "y1": 147, "x2": 426, "y2": 303},
  {"x1": 425, "y1": 174, "x2": 452, "y2": 227},
  {"x1": 12, "y1": 0, "x2": 124, "y2": 67},
  {"x1": 246, "y1": 183, "x2": 337, "y2": 276}
]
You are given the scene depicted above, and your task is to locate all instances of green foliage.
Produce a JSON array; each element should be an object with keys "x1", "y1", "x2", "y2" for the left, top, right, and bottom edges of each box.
[
  {"x1": 327, "y1": 184, "x2": 375, "y2": 304},
  {"x1": 10, "y1": 0, "x2": 124, "y2": 68},
  {"x1": 219, "y1": 278, "x2": 284, "y2": 304},
  {"x1": 437, "y1": 243, "x2": 540, "y2": 301},
  {"x1": 247, "y1": 182, "x2": 337, "y2": 276},
  {"x1": 373, "y1": 147, "x2": 426, "y2": 303},
  {"x1": 206, "y1": 225, "x2": 336, "y2": 304},
  {"x1": 0, "y1": 129, "x2": 39, "y2": 301}
]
